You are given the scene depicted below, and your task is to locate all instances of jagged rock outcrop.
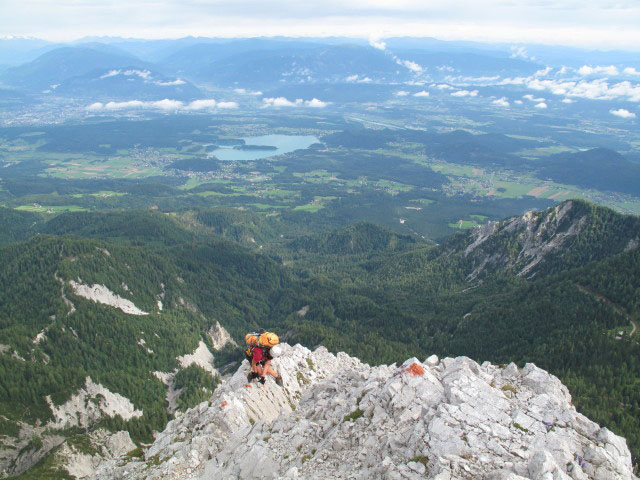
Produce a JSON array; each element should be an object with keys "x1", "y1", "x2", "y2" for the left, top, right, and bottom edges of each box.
[
  {"x1": 94, "y1": 344, "x2": 637, "y2": 480},
  {"x1": 0, "y1": 428, "x2": 65, "y2": 478},
  {"x1": 207, "y1": 321, "x2": 238, "y2": 350},
  {"x1": 463, "y1": 201, "x2": 586, "y2": 279},
  {"x1": 458, "y1": 200, "x2": 640, "y2": 280},
  {"x1": 47, "y1": 376, "x2": 143, "y2": 430},
  {"x1": 0, "y1": 427, "x2": 134, "y2": 479},
  {"x1": 55, "y1": 430, "x2": 136, "y2": 479}
]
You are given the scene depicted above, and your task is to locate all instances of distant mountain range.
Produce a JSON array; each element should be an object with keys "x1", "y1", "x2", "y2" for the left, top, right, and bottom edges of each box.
[
  {"x1": 54, "y1": 67, "x2": 202, "y2": 101},
  {"x1": 0, "y1": 38, "x2": 541, "y2": 97},
  {"x1": 0, "y1": 47, "x2": 151, "y2": 90},
  {"x1": 1, "y1": 36, "x2": 638, "y2": 108},
  {"x1": 538, "y1": 148, "x2": 640, "y2": 196}
]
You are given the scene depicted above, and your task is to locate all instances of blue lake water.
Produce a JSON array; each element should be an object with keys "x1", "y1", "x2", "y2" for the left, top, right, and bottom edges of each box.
[{"x1": 209, "y1": 134, "x2": 319, "y2": 161}]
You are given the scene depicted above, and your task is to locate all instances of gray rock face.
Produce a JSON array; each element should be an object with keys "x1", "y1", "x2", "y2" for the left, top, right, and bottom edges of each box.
[
  {"x1": 463, "y1": 201, "x2": 589, "y2": 279},
  {"x1": 93, "y1": 345, "x2": 638, "y2": 480},
  {"x1": 207, "y1": 321, "x2": 238, "y2": 350},
  {"x1": 59, "y1": 430, "x2": 136, "y2": 479}
]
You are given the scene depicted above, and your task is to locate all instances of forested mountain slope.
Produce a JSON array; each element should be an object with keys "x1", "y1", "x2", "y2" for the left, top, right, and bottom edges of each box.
[
  {"x1": 0, "y1": 230, "x2": 298, "y2": 477},
  {"x1": 1, "y1": 199, "x2": 639, "y2": 477}
]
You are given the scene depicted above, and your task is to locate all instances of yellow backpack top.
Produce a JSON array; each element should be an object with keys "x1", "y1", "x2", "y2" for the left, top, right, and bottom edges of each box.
[
  {"x1": 245, "y1": 331, "x2": 280, "y2": 348},
  {"x1": 245, "y1": 331, "x2": 279, "y2": 361}
]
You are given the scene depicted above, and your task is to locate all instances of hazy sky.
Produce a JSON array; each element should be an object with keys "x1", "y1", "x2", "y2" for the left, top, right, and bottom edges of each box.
[{"x1": 3, "y1": 0, "x2": 640, "y2": 49}]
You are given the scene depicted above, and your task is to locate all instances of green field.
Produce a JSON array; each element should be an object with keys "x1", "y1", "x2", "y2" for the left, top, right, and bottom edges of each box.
[
  {"x1": 448, "y1": 219, "x2": 480, "y2": 229},
  {"x1": 15, "y1": 204, "x2": 88, "y2": 213}
]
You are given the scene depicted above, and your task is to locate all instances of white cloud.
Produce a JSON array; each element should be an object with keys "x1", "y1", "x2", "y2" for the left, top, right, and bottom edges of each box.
[
  {"x1": 610, "y1": 108, "x2": 636, "y2": 119},
  {"x1": 510, "y1": 46, "x2": 533, "y2": 60},
  {"x1": 262, "y1": 97, "x2": 302, "y2": 107},
  {"x1": 523, "y1": 94, "x2": 545, "y2": 102},
  {"x1": 436, "y1": 84, "x2": 453, "y2": 90},
  {"x1": 413, "y1": 90, "x2": 430, "y2": 97},
  {"x1": 150, "y1": 99, "x2": 183, "y2": 110},
  {"x1": 305, "y1": 98, "x2": 329, "y2": 108},
  {"x1": 87, "y1": 102, "x2": 105, "y2": 111},
  {"x1": 534, "y1": 102, "x2": 548, "y2": 109},
  {"x1": 104, "y1": 100, "x2": 146, "y2": 110},
  {"x1": 437, "y1": 65, "x2": 455, "y2": 72},
  {"x1": 514, "y1": 100, "x2": 523, "y2": 105},
  {"x1": 561, "y1": 98, "x2": 575, "y2": 103},
  {"x1": 234, "y1": 88, "x2": 262, "y2": 95},
  {"x1": 217, "y1": 101, "x2": 239, "y2": 109},
  {"x1": 87, "y1": 98, "x2": 237, "y2": 112},
  {"x1": 578, "y1": 65, "x2": 620, "y2": 76},
  {"x1": 369, "y1": 37, "x2": 386, "y2": 51},
  {"x1": 398, "y1": 59, "x2": 423, "y2": 73},
  {"x1": 443, "y1": 75, "x2": 500, "y2": 84},
  {"x1": 451, "y1": 89, "x2": 478, "y2": 97},
  {"x1": 623, "y1": 67, "x2": 640, "y2": 76},
  {"x1": 512, "y1": 77, "x2": 640, "y2": 102},
  {"x1": 345, "y1": 74, "x2": 372, "y2": 83},
  {"x1": 395, "y1": 90, "x2": 410, "y2": 96},
  {"x1": 492, "y1": 97, "x2": 509, "y2": 107},
  {"x1": 186, "y1": 99, "x2": 218, "y2": 110},
  {"x1": 155, "y1": 79, "x2": 186, "y2": 86},
  {"x1": 534, "y1": 67, "x2": 553, "y2": 77},
  {"x1": 97, "y1": 69, "x2": 185, "y2": 87},
  {"x1": 262, "y1": 97, "x2": 328, "y2": 108},
  {"x1": 100, "y1": 69, "x2": 121, "y2": 79},
  {"x1": 123, "y1": 69, "x2": 152, "y2": 79}
]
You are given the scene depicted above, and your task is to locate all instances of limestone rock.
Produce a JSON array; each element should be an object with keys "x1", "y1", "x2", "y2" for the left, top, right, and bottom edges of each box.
[
  {"x1": 93, "y1": 345, "x2": 638, "y2": 480},
  {"x1": 207, "y1": 321, "x2": 238, "y2": 350},
  {"x1": 46, "y1": 377, "x2": 143, "y2": 429}
]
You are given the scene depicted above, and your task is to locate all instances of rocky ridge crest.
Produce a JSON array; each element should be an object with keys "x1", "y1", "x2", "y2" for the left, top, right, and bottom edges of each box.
[
  {"x1": 94, "y1": 344, "x2": 637, "y2": 480},
  {"x1": 463, "y1": 201, "x2": 585, "y2": 280}
]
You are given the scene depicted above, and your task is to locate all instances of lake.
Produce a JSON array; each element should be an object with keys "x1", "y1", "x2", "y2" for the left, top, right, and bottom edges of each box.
[{"x1": 209, "y1": 134, "x2": 319, "y2": 161}]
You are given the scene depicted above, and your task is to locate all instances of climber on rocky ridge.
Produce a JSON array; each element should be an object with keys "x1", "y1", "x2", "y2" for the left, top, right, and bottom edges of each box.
[{"x1": 245, "y1": 330, "x2": 284, "y2": 386}]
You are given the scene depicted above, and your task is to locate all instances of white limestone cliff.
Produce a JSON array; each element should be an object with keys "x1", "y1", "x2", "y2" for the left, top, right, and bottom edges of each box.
[
  {"x1": 94, "y1": 344, "x2": 638, "y2": 480},
  {"x1": 69, "y1": 281, "x2": 148, "y2": 315},
  {"x1": 207, "y1": 321, "x2": 238, "y2": 350},
  {"x1": 46, "y1": 377, "x2": 143, "y2": 430}
]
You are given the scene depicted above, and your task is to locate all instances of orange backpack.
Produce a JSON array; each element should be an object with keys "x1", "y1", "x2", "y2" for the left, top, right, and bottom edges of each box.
[{"x1": 245, "y1": 331, "x2": 279, "y2": 359}]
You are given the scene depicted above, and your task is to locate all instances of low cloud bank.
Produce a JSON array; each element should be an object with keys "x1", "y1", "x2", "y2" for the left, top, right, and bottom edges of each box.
[
  {"x1": 261, "y1": 97, "x2": 329, "y2": 108},
  {"x1": 87, "y1": 98, "x2": 238, "y2": 112},
  {"x1": 451, "y1": 90, "x2": 478, "y2": 97},
  {"x1": 502, "y1": 75, "x2": 640, "y2": 102},
  {"x1": 578, "y1": 65, "x2": 619, "y2": 76},
  {"x1": 98, "y1": 69, "x2": 185, "y2": 86}
]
